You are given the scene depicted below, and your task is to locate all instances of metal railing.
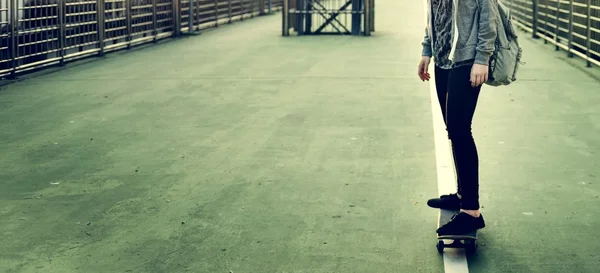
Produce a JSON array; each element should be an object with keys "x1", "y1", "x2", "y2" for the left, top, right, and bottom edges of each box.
[
  {"x1": 281, "y1": 0, "x2": 374, "y2": 36},
  {"x1": 0, "y1": 0, "x2": 282, "y2": 78},
  {"x1": 505, "y1": 0, "x2": 600, "y2": 67}
]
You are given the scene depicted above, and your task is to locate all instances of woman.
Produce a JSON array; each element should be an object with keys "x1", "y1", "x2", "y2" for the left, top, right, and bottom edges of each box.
[{"x1": 417, "y1": 0, "x2": 499, "y2": 235}]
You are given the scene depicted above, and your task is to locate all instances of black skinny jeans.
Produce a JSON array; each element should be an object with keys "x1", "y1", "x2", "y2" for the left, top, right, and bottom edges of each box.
[{"x1": 434, "y1": 64, "x2": 481, "y2": 210}]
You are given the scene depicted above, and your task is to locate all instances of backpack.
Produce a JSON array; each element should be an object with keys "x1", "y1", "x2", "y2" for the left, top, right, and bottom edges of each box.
[{"x1": 485, "y1": 0, "x2": 523, "y2": 86}]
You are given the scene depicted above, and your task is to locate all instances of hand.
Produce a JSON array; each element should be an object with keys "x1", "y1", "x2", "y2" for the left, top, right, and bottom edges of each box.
[
  {"x1": 470, "y1": 63, "x2": 488, "y2": 87},
  {"x1": 418, "y1": 56, "x2": 431, "y2": 82}
]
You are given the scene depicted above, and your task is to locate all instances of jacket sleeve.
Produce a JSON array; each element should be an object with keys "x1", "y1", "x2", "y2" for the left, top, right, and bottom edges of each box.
[
  {"x1": 422, "y1": 28, "x2": 433, "y2": 57},
  {"x1": 475, "y1": 0, "x2": 499, "y2": 65}
]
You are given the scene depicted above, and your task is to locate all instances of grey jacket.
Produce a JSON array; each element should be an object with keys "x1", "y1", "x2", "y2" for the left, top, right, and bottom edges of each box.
[{"x1": 422, "y1": 0, "x2": 499, "y2": 66}]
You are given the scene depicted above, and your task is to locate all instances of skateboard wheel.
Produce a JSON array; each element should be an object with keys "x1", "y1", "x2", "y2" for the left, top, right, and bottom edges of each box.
[
  {"x1": 465, "y1": 240, "x2": 477, "y2": 254},
  {"x1": 436, "y1": 240, "x2": 444, "y2": 253}
]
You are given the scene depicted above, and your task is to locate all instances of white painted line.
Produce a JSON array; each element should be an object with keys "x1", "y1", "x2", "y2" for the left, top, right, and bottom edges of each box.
[{"x1": 428, "y1": 55, "x2": 470, "y2": 273}]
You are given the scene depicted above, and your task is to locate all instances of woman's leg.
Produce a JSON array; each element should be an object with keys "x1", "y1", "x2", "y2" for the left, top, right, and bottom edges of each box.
[
  {"x1": 445, "y1": 64, "x2": 481, "y2": 211},
  {"x1": 436, "y1": 66, "x2": 463, "y2": 195},
  {"x1": 426, "y1": 66, "x2": 464, "y2": 210}
]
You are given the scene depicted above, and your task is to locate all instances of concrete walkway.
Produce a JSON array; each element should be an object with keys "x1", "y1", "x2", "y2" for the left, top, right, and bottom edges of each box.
[{"x1": 1, "y1": 0, "x2": 599, "y2": 272}]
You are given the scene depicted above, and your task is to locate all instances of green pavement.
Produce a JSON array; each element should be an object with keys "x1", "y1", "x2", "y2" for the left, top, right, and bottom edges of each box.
[{"x1": 1, "y1": 0, "x2": 599, "y2": 272}]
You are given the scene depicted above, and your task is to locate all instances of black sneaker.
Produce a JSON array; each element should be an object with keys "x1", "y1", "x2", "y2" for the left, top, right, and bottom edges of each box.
[
  {"x1": 436, "y1": 212, "x2": 485, "y2": 236},
  {"x1": 427, "y1": 193, "x2": 461, "y2": 210}
]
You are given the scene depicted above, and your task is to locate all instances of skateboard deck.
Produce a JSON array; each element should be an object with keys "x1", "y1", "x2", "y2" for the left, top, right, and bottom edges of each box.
[{"x1": 436, "y1": 209, "x2": 478, "y2": 253}]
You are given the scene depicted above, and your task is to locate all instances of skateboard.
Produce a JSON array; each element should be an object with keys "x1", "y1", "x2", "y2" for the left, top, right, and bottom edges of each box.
[{"x1": 436, "y1": 209, "x2": 478, "y2": 254}]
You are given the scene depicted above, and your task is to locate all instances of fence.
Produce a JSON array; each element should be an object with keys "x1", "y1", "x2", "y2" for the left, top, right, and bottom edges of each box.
[
  {"x1": 281, "y1": 0, "x2": 374, "y2": 36},
  {"x1": 0, "y1": 0, "x2": 282, "y2": 78},
  {"x1": 505, "y1": 0, "x2": 600, "y2": 67}
]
